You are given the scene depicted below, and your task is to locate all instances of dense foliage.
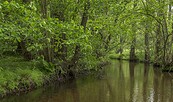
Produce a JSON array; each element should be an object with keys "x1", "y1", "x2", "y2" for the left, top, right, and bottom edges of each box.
[{"x1": 0, "y1": 0, "x2": 173, "y2": 97}]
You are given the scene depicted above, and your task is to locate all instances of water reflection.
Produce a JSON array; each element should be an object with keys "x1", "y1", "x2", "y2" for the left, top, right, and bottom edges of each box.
[
  {"x1": 153, "y1": 68, "x2": 161, "y2": 102},
  {"x1": 143, "y1": 64, "x2": 149, "y2": 102},
  {"x1": 153, "y1": 71, "x2": 173, "y2": 102},
  {"x1": 1, "y1": 60, "x2": 173, "y2": 102},
  {"x1": 118, "y1": 60, "x2": 125, "y2": 102},
  {"x1": 129, "y1": 62, "x2": 135, "y2": 102},
  {"x1": 44, "y1": 80, "x2": 80, "y2": 102}
]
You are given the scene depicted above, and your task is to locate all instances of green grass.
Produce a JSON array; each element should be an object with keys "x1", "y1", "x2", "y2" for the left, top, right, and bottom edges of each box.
[
  {"x1": 109, "y1": 49, "x2": 154, "y2": 62},
  {"x1": 109, "y1": 50, "x2": 130, "y2": 60},
  {"x1": 0, "y1": 56, "x2": 45, "y2": 95}
]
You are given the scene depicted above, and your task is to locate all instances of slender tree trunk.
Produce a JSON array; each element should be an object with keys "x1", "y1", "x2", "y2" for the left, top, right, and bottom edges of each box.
[
  {"x1": 130, "y1": 1, "x2": 137, "y2": 62},
  {"x1": 154, "y1": 0, "x2": 163, "y2": 66},
  {"x1": 144, "y1": 23, "x2": 150, "y2": 63},
  {"x1": 144, "y1": 0, "x2": 150, "y2": 63},
  {"x1": 69, "y1": 0, "x2": 90, "y2": 78},
  {"x1": 41, "y1": 0, "x2": 47, "y2": 19},
  {"x1": 130, "y1": 37, "x2": 137, "y2": 61},
  {"x1": 50, "y1": 1, "x2": 67, "y2": 63},
  {"x1": 118, "y1": 36, "x2": 123, "y2": 59},
  {"x1": 71, "y1": 0, "x2": 90, "y2": 63},
  {"x1": 168, "y1": 1, "x2": 173, "y2": 63},
  {"x1": 162, "y1": 16, "x2": 168, "y2": 66},
  {"x1": 154, "y1": 23, "x2": 162, "y2": 66},
  {"x1": 40, "y1": 0, "x2": 53, "y2": 62},
  {"x1": 154, "y1": 0, "x2": 169, "y2": 67}
]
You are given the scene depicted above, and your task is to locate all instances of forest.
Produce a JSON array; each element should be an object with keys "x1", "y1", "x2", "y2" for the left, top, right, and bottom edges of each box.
[{"x1": 0, "y1": 0, "x2": 173, "y2": 99}]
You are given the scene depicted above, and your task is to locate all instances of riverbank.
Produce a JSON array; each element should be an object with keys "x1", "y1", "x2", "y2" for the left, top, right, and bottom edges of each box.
[
  {"x1": 1, "y1": 60, "x2": 173, "y2": 102},
  {"x1": 0, "y1": 56, "x2": 46, "y2": 98},
  {"x1": 109, "y1": 52, "x2": 173, "y2": 72},
  {"x1": 0, "y1": 55, "x2": 107, "y2": 99},
  {"x1": 0, "y1": 55, "x2": 71, "y2": 98}
]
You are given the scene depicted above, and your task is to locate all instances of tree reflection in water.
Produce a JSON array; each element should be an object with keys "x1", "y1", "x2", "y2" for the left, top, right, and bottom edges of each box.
[
  {"x1": 129, "y1": 62, "x2": 135, "y2": 102},
  {"x1": 1, "y1": 60, "x2": 173, "y2": 102},
  {"x1": 143, "y1": 63, "x2": 149, "y2": 102}
]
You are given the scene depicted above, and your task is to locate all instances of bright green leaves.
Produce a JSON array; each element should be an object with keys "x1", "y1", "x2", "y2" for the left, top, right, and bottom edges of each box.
[
  {"x1": 0, "y1": 0, "x2": 92, "y2": 62},
  {"x1": 3, "y1": 1, "x2": 9, "y2": 5},
  {"x1": 0, "y1": 1, "x2": 51, "y2": 54},
  {"x1": 0, "y1": 1, "x2": 38, "y2": 53}
]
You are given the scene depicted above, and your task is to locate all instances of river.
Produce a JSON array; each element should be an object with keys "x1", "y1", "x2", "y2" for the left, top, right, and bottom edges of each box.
[{"x1": 1, "y1": 60, "x2": 173, "y2": 102}]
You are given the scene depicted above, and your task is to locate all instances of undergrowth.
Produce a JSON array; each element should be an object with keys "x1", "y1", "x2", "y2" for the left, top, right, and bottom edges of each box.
[{"x1": 0, "y1": 56, "x2": 48, "y2": 96}]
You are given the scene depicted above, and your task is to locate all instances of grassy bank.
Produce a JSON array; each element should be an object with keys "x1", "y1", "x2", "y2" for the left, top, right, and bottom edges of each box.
[
  {"x1": 109, "y1": 50, "x2": 173, "y2": 72},
  {"x1": 0, "y1": 56, "x2": 51, "y2": 97},
  {"x1": 0, "y1": 55, "x2": 106, "y2": 98},
  {"x1": 108, "y1": 49, "x2": 154, "y2": 62}
]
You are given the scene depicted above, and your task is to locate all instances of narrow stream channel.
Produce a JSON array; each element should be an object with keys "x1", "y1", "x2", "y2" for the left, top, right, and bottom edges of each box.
[{"x1": 1, "y1": 60, "x2": 173, "y2": 102}]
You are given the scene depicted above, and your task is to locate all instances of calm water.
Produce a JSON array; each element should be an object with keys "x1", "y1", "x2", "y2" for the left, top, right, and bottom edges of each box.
[{"x1": 1, "y1": 60, "x2": 173, "y2": 102}]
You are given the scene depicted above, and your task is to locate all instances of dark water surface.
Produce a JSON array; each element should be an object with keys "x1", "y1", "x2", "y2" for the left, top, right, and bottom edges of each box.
[{"x1": 1, "y1": 60, "x2": 173, "y2": 102}]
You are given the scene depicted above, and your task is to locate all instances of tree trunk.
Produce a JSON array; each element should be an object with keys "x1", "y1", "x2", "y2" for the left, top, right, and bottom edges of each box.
[
  {"x1": 22, "y1": 0, "x2": 31, "y2": 3},
  {"x1": 50, "y1": 1, "x2": 67, "y2": 63},
  {"x1": 130, "y1": 1, "x2": 137, "y2": 62},
  {"x1": 40, "y1": 0, "x2": 53, "y2": 62},
  {"x1": 68, "y1": 0, "x2": 90, "y2": 78},
  {"x1": 15, "y1": 0, "x2": 33, "y2": 60},
  {"x1": 117, "y1": 36, "x2": 123, "y2": 60},
  {"x1": 40, "y1": 0, "x2": 47, "y2": 19},
  {"x1": 71, "y1": 0, "x2": 90, "y2": 64},
  {"x1": 154, "y1": 23, "x2": 162, "y2": 66},
  {"x1": 144, "y1": 0, "x2": 150, "y2": 63},
  {"x1": 144, "y1": 23, "x2": 150, "y2": 63},
  {"x1": 154, "y1": 0, "x2": 164, "y2": 66},
  {"x1": 16, "y1": 41, "x2": 33, "y2": 60},
  {"x1": 130, "y1": 37, "x2": 137, "y2": 61},
  {"x1": 168, "y1": 1, "x2": 173, "y2": 63}
]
